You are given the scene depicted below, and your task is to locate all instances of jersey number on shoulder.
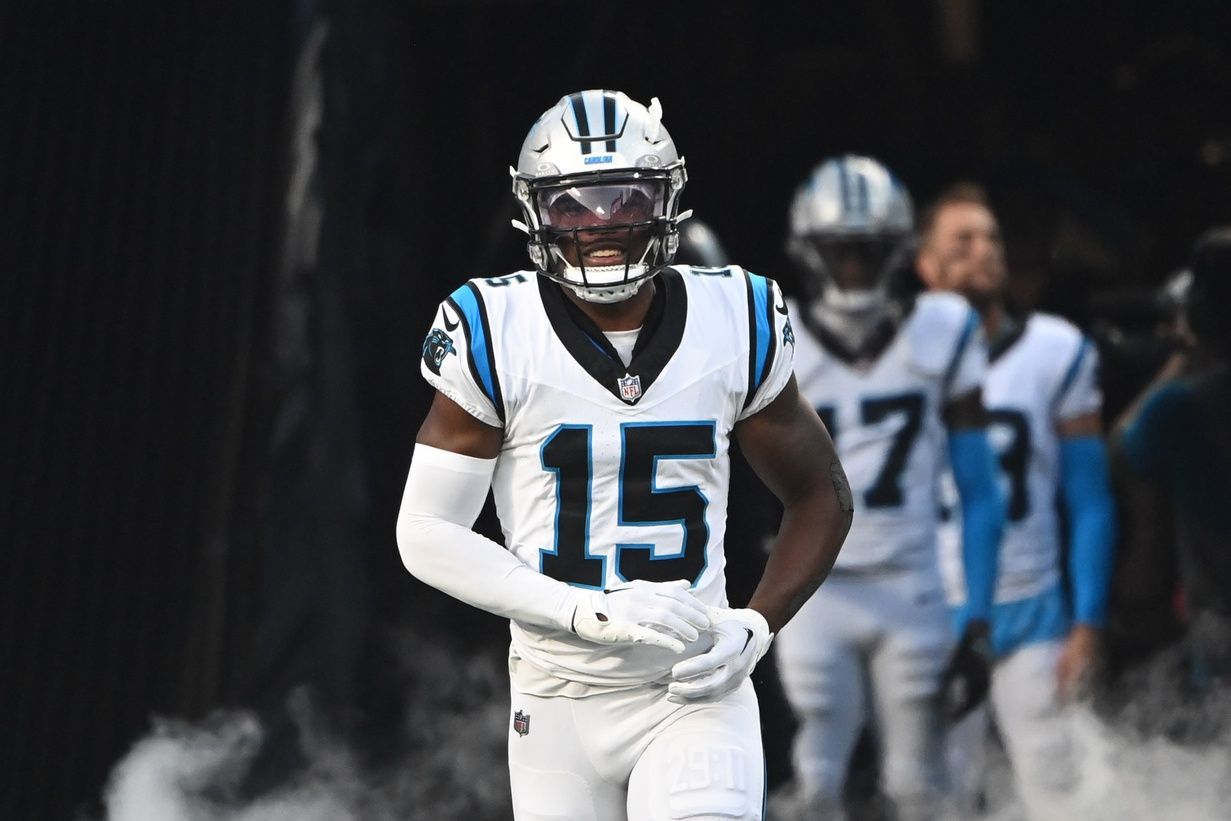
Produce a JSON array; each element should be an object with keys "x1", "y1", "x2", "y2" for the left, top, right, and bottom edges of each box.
[
  {"x1": 483, "y1": 272, "x2": 528, "y2": 287},
  {"x1": 818, "y1": 392, "x2": 925, "y2": 508},
  {"x1": 540, "y1": 422, "x2": 715, "y2": 588},
  {"x1": 988, "y1": 409, "x2": 1031, "y2": 522}
]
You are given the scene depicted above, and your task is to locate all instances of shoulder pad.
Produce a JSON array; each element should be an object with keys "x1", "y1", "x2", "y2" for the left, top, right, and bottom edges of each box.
[
  {"x1": 905, "y1": 292, "x2": 979, "y2": 375},
  {"x1": 1025, "y1": 312, "x2": 1084, "y2": 350}
]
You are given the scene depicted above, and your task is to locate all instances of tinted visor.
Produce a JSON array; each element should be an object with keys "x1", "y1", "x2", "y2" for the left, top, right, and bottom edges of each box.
[
  {"x1": 538, "y1": 182, "x2": 665, "y2": 230},
  {"x1": 813, "y1": 236, "x2": 900, "y2": 291}
]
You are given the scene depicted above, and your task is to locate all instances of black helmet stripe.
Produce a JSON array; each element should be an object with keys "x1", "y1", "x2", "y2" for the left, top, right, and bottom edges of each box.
[
  {"x1": 568, "y1": 92, "x2": 592, "y2": 155},
  {"x1": 602, "y1": 92, "x2": 618, "y2": 153},
  {"x1": 838, "y1": 160, "x2": 852, "y2": 213}
]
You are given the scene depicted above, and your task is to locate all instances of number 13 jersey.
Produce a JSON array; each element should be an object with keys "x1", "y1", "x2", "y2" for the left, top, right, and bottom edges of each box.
[
  {"x1": 938, "y1": 313, "x2": 1101, "y2": 605},
  {"x1": 419, "y1": 266, "x2": 795, "y2": 691}
]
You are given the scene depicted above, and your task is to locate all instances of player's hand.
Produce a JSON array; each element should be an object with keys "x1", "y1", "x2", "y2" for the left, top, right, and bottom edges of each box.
[
  {"x1": 940, "y1": 619, "x2": 993, "y2": 723},
  {"x1": 666, "y1": 606, "x2": 773, "y2": 703},
  {"x1": 1056, "y1": 624, "x2": 1099, "y2": 702},
  {"x1": 570, "y1": 579, "x2": 710, "y2": 654}
]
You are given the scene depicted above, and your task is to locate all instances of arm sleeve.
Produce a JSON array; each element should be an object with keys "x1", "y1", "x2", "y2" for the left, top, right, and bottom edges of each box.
[
  {"x1": 395, "y1": 444, "x2": 579, "y2": 631},
  {"x1": 1054, "y1": 337, "x2": 1103, "y2": 421},
  {"x1": 949, "y1": 429, "x2": 1005, "y2": 627},
  {"x1": 420, "y1": 287, "x2": 503, "y2": 427},
  {"x1": 739, "y1": 275, "x2": 796, "y2": 420},
  {"x1": 1060, "y1": 435, "x2": 1117, "y2": 626}
]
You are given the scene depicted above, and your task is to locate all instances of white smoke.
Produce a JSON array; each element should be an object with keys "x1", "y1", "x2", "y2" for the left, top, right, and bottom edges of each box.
[
  {"x1": 1065, "y1": 708, "x2": 1231, "y2": 820},
  {"x1": 99, "y1": 629, "x2": 511, "y2": 821},
  {"x1": 768, "y1": 666, "x2": 1231, "y2": 821}
]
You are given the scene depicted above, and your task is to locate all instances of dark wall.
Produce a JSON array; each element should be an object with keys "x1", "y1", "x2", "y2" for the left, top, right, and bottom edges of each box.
[{"x1": 2, "y1": 2, "x2": 290, "y2": 816}]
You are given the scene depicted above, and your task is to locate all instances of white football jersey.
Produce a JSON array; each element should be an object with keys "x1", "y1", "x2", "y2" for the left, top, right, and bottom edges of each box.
[
  {"x1": 938, "y1": 313, "x2": 1102, "y2": 604},
  {"x1": 791, "y1": 292, "x2": 985, "y2": 571},
  {"x1": 420, "y1": 265, "x2": 795, "y2": 691}
]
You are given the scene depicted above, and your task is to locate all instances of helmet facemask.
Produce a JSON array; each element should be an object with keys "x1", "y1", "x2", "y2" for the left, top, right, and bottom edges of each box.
[
  {"x1": 515, "y1": 166, "x2": 686, "y2": 303},
  {"x1": 793, "y1": 233, "x2": 914, "y2": 312}
]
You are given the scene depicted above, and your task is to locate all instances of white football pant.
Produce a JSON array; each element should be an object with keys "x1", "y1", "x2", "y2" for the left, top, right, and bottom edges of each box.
[
  {"x1": 775, "y1": 569, "x2": 954, "y2": 821},
  {"x1": 946, "y1": 637, "x2": 1078, "y2": 819},
  {"x1": 508, "y1": 677, "x2": 765, "y2": 821}
]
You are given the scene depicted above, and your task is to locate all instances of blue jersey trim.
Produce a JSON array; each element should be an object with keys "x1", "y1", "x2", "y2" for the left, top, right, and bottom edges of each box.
[
  {"x1": 1053, "y1": 337, "x2": 1090, "y2": 409},
  {"x1": 968, "y1": 583, "x2": 1071, "y2": 659},
  {"x1": 449, "y1": 283, "x2": 503, "y2": 422},
  {"x1": 744, "y1": 272, "x2": 774, "y2": 407},
  {"x1": 943, "y1": 308, "x2": 980, "y2": 393}
]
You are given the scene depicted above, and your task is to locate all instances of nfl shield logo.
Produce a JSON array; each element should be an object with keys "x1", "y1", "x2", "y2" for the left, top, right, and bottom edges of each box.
[
  {"x1": 617, "y1": 373, "x2": 642, "y2": 402},
  {"x1": 513, "y1": 710, "x2": 530, "y2": 737}
]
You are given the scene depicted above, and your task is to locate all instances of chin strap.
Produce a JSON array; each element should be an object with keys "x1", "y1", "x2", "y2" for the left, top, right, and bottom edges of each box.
[{"x1": 565, "y1": 276, "x2": 651, "y2": 304}]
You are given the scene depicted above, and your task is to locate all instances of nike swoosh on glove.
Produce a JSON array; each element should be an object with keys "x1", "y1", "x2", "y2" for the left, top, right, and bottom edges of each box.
[
  {"x1": 666, "y1": 607, "x2": 773, "y2": 702},
  {"x1": 571, "y1": 579, "x2": 710, "y2": 654},
  {"x1": 940, "y1": 620, "x2": 994, "y2": 723}
]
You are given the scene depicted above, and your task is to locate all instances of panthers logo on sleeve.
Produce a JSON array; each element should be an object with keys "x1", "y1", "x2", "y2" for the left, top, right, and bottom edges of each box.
[{"x1": 421, "y1": 327, "x2": 457, "y2": 376}]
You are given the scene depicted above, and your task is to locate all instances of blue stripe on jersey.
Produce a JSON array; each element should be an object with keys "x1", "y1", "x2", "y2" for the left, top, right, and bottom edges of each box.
[
  {"x1": 943, "y1": 308, "x2": 980, "y2": 392},
  {"x1": 448, "y1": 283, "x2": 498, "y2": 412},
  {"x1": 748, "y1": 273, "x2": 772, "y2": 391},
  {"x1": 1054, "y1": 337, "x2": 1090, "y2": 408},
  {"x1": 980, "y1": 583, "x2": 1071, "y2": 659}
]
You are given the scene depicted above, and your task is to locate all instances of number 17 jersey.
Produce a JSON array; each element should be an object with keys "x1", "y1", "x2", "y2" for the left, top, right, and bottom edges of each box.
[
  {"x1": 419, "y1": 266, "x2": 795, "y2": 692},
  {"x1": 790, "y1": 292, "x2": 986, "y2": 572}
]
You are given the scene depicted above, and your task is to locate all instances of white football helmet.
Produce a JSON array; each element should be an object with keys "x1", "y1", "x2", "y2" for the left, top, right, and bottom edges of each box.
[
  {"x1": 511, "y1": 90, "x2": 689, "y2": 303},
  {"x1": 787, "y1": 155, "x2": 915, "y2": 325}
]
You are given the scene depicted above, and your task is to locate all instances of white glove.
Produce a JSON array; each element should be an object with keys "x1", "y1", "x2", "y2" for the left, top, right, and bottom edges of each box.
[
  {"x1": 570, "y1": 579, "x2": 711, "y2": 654},
  {"x1": 667, "y1": 606, "x2": 773, "y2": 702}
]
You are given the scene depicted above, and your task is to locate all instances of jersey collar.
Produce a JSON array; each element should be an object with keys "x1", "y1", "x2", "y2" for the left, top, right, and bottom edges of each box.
[
  {"x1": 987, "y1": 317, "x2": 1027, "y2": 363},
  {"x1": 538, "y1": 269, "x2": 688, "y2": 405}
]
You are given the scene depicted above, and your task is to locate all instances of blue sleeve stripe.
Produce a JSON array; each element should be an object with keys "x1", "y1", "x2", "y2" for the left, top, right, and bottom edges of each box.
[
  {"x1": 743, "y1": 272, "x2": 773, "y2": 408},
  {"x1": 943, "y1": 308, "x2": 980, "y2": 392},
  {"x1": 448, "y1": 283, "x2": 504, "y2": 423},
  {"x1": 1053, "y1": 338, "x2": 1090, "y2": 409}
]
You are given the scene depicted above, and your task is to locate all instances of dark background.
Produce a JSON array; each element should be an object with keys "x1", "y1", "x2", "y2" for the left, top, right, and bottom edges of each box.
[{"x1": 5, "y1": 1, "x2": 1231, "y2": 817}]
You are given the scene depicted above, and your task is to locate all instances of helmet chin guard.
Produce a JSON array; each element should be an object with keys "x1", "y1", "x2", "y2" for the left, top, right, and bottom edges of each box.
[{"x1": 511, "y1": 90, "x2": 689, "y2": 302}]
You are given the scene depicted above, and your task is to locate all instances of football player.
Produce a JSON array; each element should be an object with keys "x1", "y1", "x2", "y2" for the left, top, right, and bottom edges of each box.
[
  {"x1": 396, "y1": 90, "x2": 853, "y2": 821},
  {"x1": 919, "y1": 183, "x2": 1117, "y2": 818},
  {"x1": 772, "y1": 156, "x2": 1004, "y2": 820}
]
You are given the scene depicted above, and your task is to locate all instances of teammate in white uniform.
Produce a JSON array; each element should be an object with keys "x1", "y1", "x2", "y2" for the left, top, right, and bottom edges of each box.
[
  {"x1": 395, "y1": 90, "x2": 853, "y2": 821},
  {"x1": 920, "y1": 183, "x2": 1117, "y2": 818},
  {"x1": 773, "y1": 157, "x2": 1005, "y2": 820}
]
